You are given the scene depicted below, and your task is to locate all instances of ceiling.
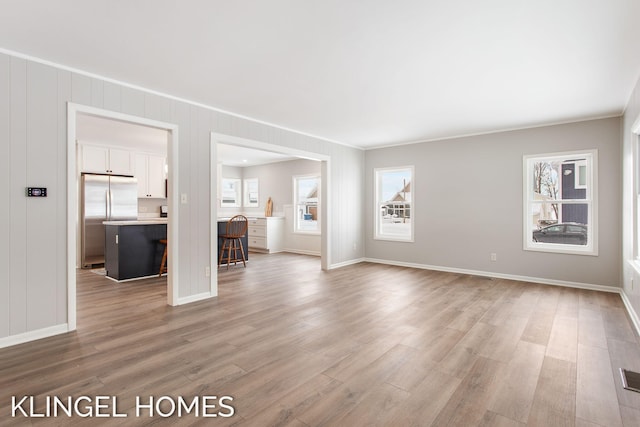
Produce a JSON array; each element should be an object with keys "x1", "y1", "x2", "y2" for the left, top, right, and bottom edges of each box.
[
  {"x1": 2, "y1": 0, "x2": 639, "y2": 149},
  {"x1": 77, "y1": 113, "x2": 296, "y2": 166},
  {"x1": 76, "y1": 113, "x2": 169, "y2": 153},
  {"x1": 217, "y1": 144, "x2": 297, "y2": 167}
]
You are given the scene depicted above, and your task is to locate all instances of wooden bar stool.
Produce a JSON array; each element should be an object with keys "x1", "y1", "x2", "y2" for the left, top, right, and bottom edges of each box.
[
  {"x1": 218, "y1": 215, "x2": 248, "y2": 269},
  {"x1": 158, "y1": 239, "x2": 168, "y2": 276}
]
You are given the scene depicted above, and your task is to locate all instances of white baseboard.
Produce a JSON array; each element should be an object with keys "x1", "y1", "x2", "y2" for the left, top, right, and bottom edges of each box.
[
  {"x1": 0, "y1": 324, "x2": 71, "y2": 349},
  {"x1": 283, "y1": 249, "x2": 321, "y2": 257},
  {"x1": 620, "y1": 290, "x2": 640, "y2": 337},
  {"x1": 363, "y1": 257, "x2": 621, "y2": 294},
  {"x1": 177, "y1": 292, "x2": 215, "y2": 305},
  {"x1": 329, "y1": 257, "x2": 366, "y2": 270}
]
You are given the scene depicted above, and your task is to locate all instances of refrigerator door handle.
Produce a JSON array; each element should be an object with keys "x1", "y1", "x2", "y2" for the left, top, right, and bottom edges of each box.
[{"x1": 106, "y1": 189, "x2": 111, "y2": 220}]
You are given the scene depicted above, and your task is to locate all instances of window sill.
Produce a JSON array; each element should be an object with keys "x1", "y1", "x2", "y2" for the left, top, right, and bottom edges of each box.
[
  {"x1": 524, "y1": 242, "x2": 597, "y2": 256},
  {"x1": 374, "y1": 236, "x2": 414, "y2": 243},
  {"x1": 294, "y1": 231, "x2": 321, "y2": 236}
]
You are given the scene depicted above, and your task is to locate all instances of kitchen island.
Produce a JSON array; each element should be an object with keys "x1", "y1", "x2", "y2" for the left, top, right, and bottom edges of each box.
[
  {"x1": 103, "y1": 219, "x2": 167, "y2": 281},
  {"x1": 104, "y1": 218, "x2": 251, "y2": 280}
]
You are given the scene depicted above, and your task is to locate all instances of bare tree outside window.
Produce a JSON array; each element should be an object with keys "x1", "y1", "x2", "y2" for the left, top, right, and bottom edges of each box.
[{"x1": 533, "y1": 161, "x2": 560, "y2": 223}]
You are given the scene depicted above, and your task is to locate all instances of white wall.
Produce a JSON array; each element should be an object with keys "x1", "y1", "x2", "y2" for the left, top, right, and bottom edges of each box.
[
  {"x1": 0, "y1": 52, "x2": 365, "y2": 346},
  {"x1": 365, "y1": 117, "x2": 622, "y2": 288},
  {"x1": 622, "y1": 73, "x2": 640, "y2": 325}
]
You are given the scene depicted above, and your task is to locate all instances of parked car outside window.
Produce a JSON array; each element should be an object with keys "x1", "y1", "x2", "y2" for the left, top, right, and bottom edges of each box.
[{"x1": 532, "y1": 223, "x2": 587, "y2": 245}]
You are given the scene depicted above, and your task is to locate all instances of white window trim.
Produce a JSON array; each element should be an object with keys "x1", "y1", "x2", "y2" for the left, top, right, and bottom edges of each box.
[
  {"x1": 574, "y1": 160, "x2": 587, "y2": 190},
  {"x1": 293, "y1": 174, "x2": 321, "y2": 235},
  {"x1": 634, "y1": 116, "x2": 640, "y2": 262},
  {"x1": 522, "y1": 150, "x2": 598, "y2": 256},
  {"x1": 243, "y1": 178, "x2": 259, "y2": 207},
  {"x1": 374, "y1": 166, "x2": 415, "y2": 242}
]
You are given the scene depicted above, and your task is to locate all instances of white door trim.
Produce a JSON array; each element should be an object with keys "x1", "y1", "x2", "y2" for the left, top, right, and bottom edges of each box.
[
  {"x1": 67, "y1": 103, "x2": 180, "y2": 331},
  {"x1": 210, "y1": 132, "x2": 331, "y2": 278}
]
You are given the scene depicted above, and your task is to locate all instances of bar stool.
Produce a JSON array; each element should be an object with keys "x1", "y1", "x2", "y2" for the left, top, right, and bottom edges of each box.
[
  {"x1": 158, "y1": 239, "x2": 168, "y2": 276},
  {"x1": 218, "y1": 215, "x2": 248, "y2": 269}
]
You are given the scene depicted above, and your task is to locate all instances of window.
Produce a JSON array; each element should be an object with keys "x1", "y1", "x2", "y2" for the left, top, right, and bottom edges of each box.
[
  {"x1": 523, "y1": 150, "x2": 597, "y2": 255},
  {"x1": 575, "y1": 160, "x2": 587, "y2": 189},
  {"x1": 294, "y1": 175, "x2": 320, "y2": 233},
  {"x1": 374, "y1": 166, "x2": 414, "y2": 241},
  {"x1": 244, "y1": 178, "x2": 259, "y2": 207},
  {"x1": 220, "y1": 178, "x2": 241, "y2": 207}
]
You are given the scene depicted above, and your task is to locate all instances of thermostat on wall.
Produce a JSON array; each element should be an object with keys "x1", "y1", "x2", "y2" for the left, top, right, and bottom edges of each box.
[{"x1": 26, "y1": 187, "x2": 47, "y2": 197}]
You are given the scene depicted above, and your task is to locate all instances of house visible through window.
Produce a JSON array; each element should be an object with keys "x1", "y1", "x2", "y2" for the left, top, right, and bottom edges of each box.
[
  {"x1": 294, "y1": 175, "x2": 320, "y2": 233},
  {"x1": 221, "y1": 178, "x2": 241, "y2": 207},
  {"x1": 374, "y1": 166, "x2": 414, "y2": 241},
  {"x1": 523, "y1": 150, "x2": 597, "y2": 255}
]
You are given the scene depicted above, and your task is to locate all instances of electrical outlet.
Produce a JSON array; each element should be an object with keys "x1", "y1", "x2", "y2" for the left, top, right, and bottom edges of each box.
[
  {"x1": 205, "y1": 266, "x2": 211, "y2": 277},
  {"x1": 490, "y1": 253, "x2": 497, "y2": 262}
]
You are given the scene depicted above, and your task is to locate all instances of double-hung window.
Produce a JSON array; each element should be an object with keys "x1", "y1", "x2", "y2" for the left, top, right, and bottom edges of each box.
[
  {"x1": 220, "y1": 178, "x2": 241, "y2": 207},
  {"x1": 523, "y1": 150, "x2": 597, "y2": 255},
  {"x1": 294, "y1": 175, "x2": 320, "y2": 233},
  {"x1": 374, "y1": 166, "x2": 414, "y2": 242}
]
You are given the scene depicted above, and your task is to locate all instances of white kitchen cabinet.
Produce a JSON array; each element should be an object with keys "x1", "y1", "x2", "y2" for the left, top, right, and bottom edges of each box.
[
  {"x1": 80, "y1": 144, "x2": 134, "y2": 175},
  {"x1": 135, "y1": 153, "x2": 166, "y2": 198},
  {"x1": 247, "y1": 217, "x2": 284, "y2": 253}
]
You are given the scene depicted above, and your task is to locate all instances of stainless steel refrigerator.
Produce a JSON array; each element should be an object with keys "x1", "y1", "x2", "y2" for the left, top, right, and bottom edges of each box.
[{"x1": 81, "y1": 174, "x2": 138, "y2": 268}]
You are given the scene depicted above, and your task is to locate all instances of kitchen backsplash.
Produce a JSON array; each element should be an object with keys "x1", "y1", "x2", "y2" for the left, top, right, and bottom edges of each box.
[{"x1": 138, "y1": 197, "x2": 165, "y2": 218}]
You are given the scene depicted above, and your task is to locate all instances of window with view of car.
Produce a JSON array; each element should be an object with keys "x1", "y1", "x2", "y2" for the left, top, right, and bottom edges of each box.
[
  {"x1": 374, "y1": 166, "x2": 414, "y2": 242},
  {"x1": 523, "y1": 150, "x2": 597, "y2": 255}
]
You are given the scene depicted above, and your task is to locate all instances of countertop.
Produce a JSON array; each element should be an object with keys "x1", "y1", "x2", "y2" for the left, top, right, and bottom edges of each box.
[
  {"x1": 104, "y1": 217, "x2": 282, "y2": 225},
  {"x1": 217, "y1": 216, "x2": 283, "y2": 221},
  {"x1": 103, "y1": 218, "x2": 168, "y2": 225}
]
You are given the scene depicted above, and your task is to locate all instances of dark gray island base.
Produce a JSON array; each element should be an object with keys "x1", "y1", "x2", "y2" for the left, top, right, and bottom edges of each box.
[
  {"x1": 104, "y1": 221, "x2": 167, "y2": 281},
  {"x1": 103, "y1": 219, "x2": 249, "y2": 280}
]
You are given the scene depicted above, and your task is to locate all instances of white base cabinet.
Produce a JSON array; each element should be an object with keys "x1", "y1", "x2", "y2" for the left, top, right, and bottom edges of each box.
[{"x1": 247, "y1": 217, "x2": 284, "y2": 253}]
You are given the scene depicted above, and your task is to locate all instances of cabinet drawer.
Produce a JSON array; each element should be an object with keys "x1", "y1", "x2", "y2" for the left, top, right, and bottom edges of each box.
[
  {"x1": 248, "y1": 237, "x2": 266, "y2": 249},
  {"x1": 248, "y1": 218, "x2": 266, "y2": 226},
  {"x1": 248, "y1": 226, "x2": 266, "y2": 237}
]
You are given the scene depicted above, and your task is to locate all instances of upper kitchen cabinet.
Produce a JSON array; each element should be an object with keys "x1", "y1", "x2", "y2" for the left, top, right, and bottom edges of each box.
[
  {"x1": 135, "y1": 152, "x2": 166, "y2": 198},
  {"x1": 80, "y1": 144, "x2": 134, "y2": 175}
]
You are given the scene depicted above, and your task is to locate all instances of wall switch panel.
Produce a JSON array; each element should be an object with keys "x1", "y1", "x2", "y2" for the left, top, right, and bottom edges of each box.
[{"x1": 26, "y1": 187, "x2": 47, "y2": 197}]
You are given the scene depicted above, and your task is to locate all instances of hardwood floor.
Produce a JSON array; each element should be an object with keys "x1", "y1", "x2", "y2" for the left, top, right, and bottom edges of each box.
[{"x1": 1, "y1": 253, "x2": 640, "y2": 426}]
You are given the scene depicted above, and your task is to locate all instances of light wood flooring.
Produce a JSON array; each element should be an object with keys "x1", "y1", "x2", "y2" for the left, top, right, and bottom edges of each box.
[{"x1": 1, "y1": 253, "x2": 640, "y2": 426}]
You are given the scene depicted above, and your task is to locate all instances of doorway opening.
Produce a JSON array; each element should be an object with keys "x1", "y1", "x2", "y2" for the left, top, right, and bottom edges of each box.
[
  {"x1": 67, "y1": 103, "x2": 180, "y2": 331},
  {"x1": 210, "y1": 133, "x2": 331, "y2": 290}
]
